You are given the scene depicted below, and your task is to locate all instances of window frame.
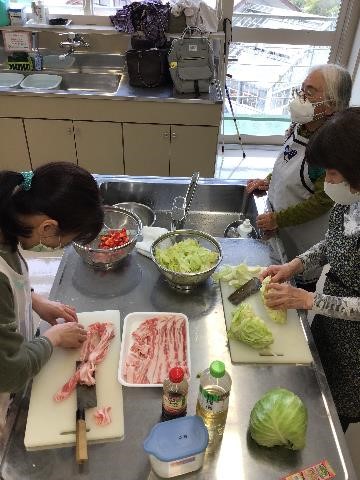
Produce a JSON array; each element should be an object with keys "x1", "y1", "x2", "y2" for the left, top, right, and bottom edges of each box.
[{"x1": 220, "y1": 0, "x2": 359, "y2": 145}]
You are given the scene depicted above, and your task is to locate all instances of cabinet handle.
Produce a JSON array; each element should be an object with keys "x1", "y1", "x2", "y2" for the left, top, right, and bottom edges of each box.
[
  {"x1": 163, "y1": 132, "x2": 169, "y2": 138},
  {"x1": 67, "y1": 127, "x2": 73, "y2": 135},
  {"x1": 171, "y1": 132, "x2": 177, "y2": 139}
]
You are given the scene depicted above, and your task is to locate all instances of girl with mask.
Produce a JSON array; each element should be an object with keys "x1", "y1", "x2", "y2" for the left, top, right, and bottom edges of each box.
[
  {"x1": 260, "y1": 108, "x2": 360, "y2": 433},
  {"x1": 0, "y1": 162, "x2": 103, "y2": 430},
  {"x1": 246, "y1": 64, "x2": 352, "y2": 291}
]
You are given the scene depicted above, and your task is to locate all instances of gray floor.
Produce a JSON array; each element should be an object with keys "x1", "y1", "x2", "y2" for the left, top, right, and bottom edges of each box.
[
  {"x1": 216, "y1": 144, "x2": 360, "y2": 479},
  {"x1": 215, "y1": 144, "x2": 280, "y2": 180}
]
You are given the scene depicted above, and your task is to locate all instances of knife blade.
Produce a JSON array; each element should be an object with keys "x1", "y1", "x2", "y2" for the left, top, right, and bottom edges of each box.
[
  {"x1": 76, "y1": 361, "x2": 97, "y2": 464},
  {"x1": 227, "y1": 277, "x2": 262, "y2": 305}
]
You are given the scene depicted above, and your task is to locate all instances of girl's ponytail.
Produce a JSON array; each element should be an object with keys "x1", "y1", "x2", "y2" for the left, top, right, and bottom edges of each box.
[{"x1": 0, "y1": 171, "x2": 31, "y2": 251}]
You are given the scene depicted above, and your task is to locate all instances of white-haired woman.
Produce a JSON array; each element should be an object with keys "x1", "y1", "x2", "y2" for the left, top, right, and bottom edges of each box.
[{"x1": 246, "y1": 63, "x2": 352, "y2": 291}]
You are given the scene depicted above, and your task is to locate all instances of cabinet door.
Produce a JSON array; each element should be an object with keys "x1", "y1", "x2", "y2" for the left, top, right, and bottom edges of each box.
[
  {"x1": 123, "y1": 123, "x2": 170, "y2": 176},
  {"x1": 24, "y1": 119, "x2": 77, "y2": 168},
  {"x1": 0, "y1": 118, "x2": 31, "y2": 170},
  {"x1": 74, "y1": 121, "x2": 124, "y2": 175},
  {"x1": 170, "y1": 125, "x2": 218, "y2": 177}
]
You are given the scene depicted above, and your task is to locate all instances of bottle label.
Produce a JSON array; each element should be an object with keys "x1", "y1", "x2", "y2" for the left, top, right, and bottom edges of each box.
[
  {"x1": 163, "y1": 392, "x2": 187, "y2": 415},
  {"x1": 198, "y1": 386, "x2": 229, "y2": 414}
]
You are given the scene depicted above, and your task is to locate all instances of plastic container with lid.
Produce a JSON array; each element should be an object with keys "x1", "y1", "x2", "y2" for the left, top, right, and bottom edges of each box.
[
  {"x1": 162, "y1": 366, "x2": 188, "y2": 421},
  {"x1": 237, "y1": 218, "x2": 253, "y2": 238},
  {"x1": 196, "y1": 360, "x2": 232, "y2": 444},
  {"x1": 144, "y1": 415, "x2": 208, "y2": 478}
]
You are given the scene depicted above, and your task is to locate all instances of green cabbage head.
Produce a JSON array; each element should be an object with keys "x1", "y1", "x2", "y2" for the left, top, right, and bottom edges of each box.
[
  {"x1": 228, "y1": 303, "x2": 273, "y2": 350},
  {"x1": 260, "y1": 276, "x2": 287, "y2": 324},
  {"x1": 250, "y1": 387, "x2": 308, "y2": 450}
]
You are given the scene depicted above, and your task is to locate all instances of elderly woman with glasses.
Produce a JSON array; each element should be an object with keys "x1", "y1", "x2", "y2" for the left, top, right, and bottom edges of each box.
[{"x1": 246, "y1": 64, "x2": 352, "y2": 291}]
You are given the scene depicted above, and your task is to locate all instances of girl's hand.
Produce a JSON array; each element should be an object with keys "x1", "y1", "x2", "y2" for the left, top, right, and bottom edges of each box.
[
  {"x1": 44, "y1": 322, "x2": 87, "y2": 348},
  {"x1": 32, "y1": 293, "x2": 77, "y2": 325},
  {"x1": 259, "y1": 258, "x2": 304, "y2": 283},
  {"x1": 264, "y1": 283, "x2": 314, "y2": 310}
]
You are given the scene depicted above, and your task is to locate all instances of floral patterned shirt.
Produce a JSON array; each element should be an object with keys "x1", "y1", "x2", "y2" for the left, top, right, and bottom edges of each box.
[{"x1": 297, "y1": 202, "x2": 360, "y2": 321}]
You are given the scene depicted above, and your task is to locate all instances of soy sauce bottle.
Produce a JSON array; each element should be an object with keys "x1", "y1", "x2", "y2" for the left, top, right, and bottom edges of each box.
[{"x1": 162, "y1": 367, "x2": 188, "y2": 421}]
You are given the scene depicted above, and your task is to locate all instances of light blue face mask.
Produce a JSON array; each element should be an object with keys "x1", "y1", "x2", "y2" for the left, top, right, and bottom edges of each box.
[{"x1": 27, "y1": 236, "x2": 63, "y2": 252}]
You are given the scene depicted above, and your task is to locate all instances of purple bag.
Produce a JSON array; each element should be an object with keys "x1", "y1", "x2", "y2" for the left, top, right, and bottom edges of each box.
[{"x1": 110, "y1": 1, "x2": 170, "y2": 48}]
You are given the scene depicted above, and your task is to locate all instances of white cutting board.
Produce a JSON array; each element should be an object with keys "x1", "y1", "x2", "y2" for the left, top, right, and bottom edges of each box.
[
  {"x1": 24, "y1": 310, "x2": 124, "y2": 450},
  {"x1": 220, "y1": 281, "x2": 313, "y2": 364}
]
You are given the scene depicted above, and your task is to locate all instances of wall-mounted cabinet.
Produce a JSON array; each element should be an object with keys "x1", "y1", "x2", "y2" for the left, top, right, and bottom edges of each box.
[{"x1": 0, "y1": 118, "x2": 31, "y2": 171}]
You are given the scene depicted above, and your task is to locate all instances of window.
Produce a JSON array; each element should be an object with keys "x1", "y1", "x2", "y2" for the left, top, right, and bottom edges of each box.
[
  {"x1": 37, "y1": 0, "x2": 217, "y2": 17},
  {"x1": 222, "y1": 0, "x2": 355, "y2": 143}
]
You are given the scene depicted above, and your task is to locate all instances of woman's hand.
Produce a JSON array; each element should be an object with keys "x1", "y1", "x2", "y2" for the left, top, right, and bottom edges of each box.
[
  {"x1": 264, "y1": 283, "x2": 315, "y2": 311},
  {"x1": 44, "y1": 322, "x2": 87, "y2": 348},
  {"x1": 246, "y1": 179, "x2": 269, "y2": 196},
  {"x1": 259, "y1": 258, "x2": 304, "y2": 283},
  {"x1": 32, "y1": 293, "x2": 77, "y2": 326},
  {"x1": 256, "y1": 212, "x2": 278, "y2": 231}
]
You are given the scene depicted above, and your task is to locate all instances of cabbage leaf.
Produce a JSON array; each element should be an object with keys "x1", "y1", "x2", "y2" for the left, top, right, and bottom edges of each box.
[
  {"x1": 250, "y1": 387, "x2": 307, "y2": 450},
  {"x1": 228, "y1": 303, "x2": 273, "y2": 350},
  {"x1": 154, "y1": 238, "x2": 219, "y2": 273},
  {"x1": 260, "y1": 276, "x2": 287, "y2": 324},
  {"x1": 213, "y1": 263, "x2": 262, "y2": 288}
]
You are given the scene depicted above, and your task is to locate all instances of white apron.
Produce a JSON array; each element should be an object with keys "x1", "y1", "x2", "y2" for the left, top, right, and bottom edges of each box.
[
  {"x1": 0, "y1": 251, "x2": 32, "y2": 433},
  {"x1": 267, "y1": 125, "x2": 330, "y2": 282}
]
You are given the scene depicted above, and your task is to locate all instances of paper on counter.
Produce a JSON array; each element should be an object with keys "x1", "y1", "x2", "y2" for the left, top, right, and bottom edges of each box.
[{"x1": 135, "y1": 227, "x2": 168, "y2": 258}]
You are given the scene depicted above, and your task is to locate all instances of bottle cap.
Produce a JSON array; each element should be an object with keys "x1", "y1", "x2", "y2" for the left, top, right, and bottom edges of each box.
[
  {"x1": 210, "y1": 360, "x2": 225, "y2": 378},
  {"x1": 169, "y1": 367, "x2": 184, "y2": 383}
]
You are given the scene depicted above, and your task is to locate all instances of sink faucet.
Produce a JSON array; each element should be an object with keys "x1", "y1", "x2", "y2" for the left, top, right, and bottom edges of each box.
[
  {"x1": 59, "y1": 33, "x2": 90, "y2": 57},
  {"x1": 170, "y1": 172, "x2": 200, "y2": 231}
]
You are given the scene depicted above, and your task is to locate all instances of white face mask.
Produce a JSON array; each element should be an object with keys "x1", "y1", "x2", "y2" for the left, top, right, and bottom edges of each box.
[
  {"x1": 324, "y1": 181, "x2": 360, "y2": 205},
  {"x1": 288, "y1": 96, "x2": 326, "y2": 124}
]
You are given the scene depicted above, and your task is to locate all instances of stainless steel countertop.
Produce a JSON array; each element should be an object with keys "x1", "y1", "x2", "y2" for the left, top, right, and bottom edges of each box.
[
  {"x1": 1, "y1": 238, "x2": 357, "y2": 480},
  {"x1": 0, "y1": 70, "x2": 222, "y2": 105}
]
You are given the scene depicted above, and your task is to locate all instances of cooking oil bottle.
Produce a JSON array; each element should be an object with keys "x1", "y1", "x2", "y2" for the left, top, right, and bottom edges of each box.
[{"x1": 196, "y1": 360, "x2": 232, "y2": 444}]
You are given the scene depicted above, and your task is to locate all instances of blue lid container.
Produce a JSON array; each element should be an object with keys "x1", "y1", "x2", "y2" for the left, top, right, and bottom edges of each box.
[{"x1": 143, "y1": 416, "x2": 209, "y2": 462}]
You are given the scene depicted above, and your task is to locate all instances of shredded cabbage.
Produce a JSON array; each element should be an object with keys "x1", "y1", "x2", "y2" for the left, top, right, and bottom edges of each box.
[
  {"x1": 154, "y1": 238, "x2": 219, "y2": 273},
  {"x1": 260, "y1": 276, "x2": 287, "y2": 324},
  {"x1": 250, "y1": 388, "x2": 308, "y2": 450},
  {"x1": 213, "y1": 263, "x2": 262, "y2": 288},
  {"x1": 228, "y1": 303, "x2": 273, "y2": 350}
]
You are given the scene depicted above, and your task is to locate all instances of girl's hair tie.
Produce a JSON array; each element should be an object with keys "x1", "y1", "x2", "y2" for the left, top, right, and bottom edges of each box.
[{"x1": 21, "y1": 171, "x2": 34, "y2": 191}]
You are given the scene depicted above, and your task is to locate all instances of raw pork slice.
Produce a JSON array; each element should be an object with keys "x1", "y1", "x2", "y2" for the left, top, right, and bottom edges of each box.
[
  {"x1": 54, "y1": 322, "x2": 115, "y2": 402},
  {"x1": 123, "y1": 314, "x2": 188, "y2": 384}
]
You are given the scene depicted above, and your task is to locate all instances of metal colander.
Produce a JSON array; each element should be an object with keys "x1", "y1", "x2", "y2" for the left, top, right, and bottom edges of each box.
[
  {"x1": 150, "y1": 229, "x2": 222, "y2": 291},
  {"x1": 73, "y1": 206, "x2": 142, "y2": 271}
]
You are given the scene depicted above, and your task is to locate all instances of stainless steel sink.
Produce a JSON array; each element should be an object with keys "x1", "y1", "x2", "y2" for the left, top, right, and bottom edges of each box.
[
  {"x1": 73, "y1": 53, "x2": 125, "y2": 72},
  {"x1": 60, "y1": 72, "x2": 121, "y2": 93},
  {"x1": 99, "y1": 179, "x2": 258, "y2": 237}
]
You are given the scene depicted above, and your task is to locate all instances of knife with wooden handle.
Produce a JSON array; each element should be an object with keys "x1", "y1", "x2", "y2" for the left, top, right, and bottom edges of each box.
[
  {"x1": 75, "y1": 362, "x2": 97, "y2": 464},
  {"x1": 227, "y1": 277, "x2": 262, "y2": 305}
]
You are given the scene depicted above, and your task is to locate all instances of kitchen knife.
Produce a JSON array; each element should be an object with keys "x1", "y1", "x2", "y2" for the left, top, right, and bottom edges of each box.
[
  {"x1": 227, "y1": 277, "x2": 262, "y2": 305},
  {"x1": 76, "y1": 362, "x2": 97, "y2": 464}
]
